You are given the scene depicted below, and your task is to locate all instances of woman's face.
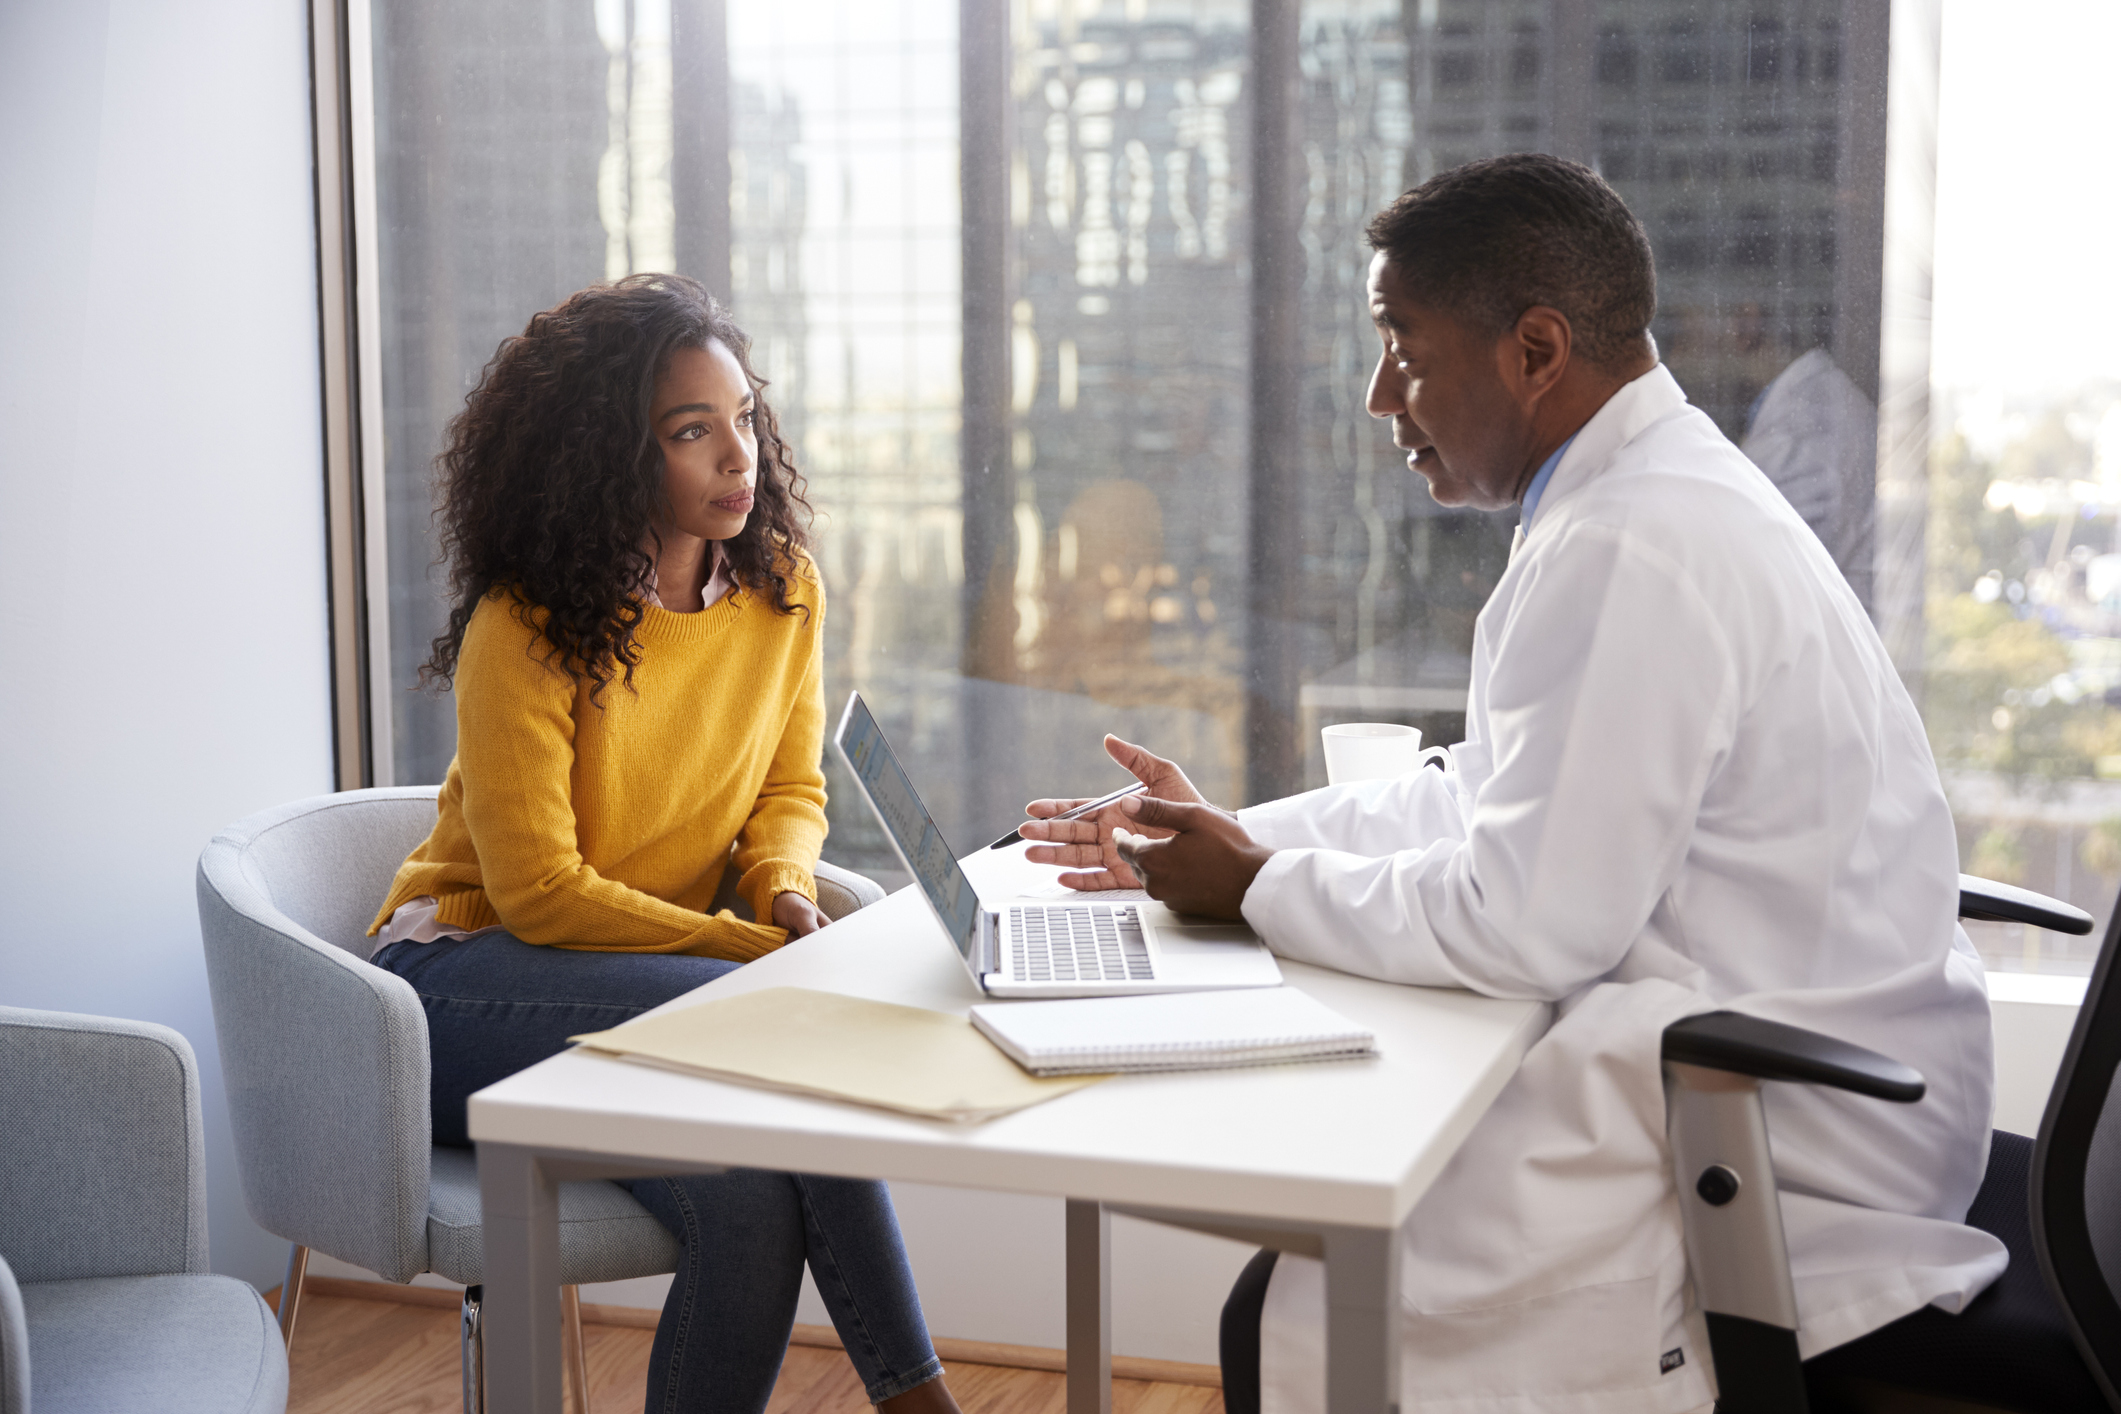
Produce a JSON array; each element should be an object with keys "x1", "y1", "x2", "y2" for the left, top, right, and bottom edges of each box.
[{"x1": 651, "y1": 339, "x2": 758, "y2": 543}]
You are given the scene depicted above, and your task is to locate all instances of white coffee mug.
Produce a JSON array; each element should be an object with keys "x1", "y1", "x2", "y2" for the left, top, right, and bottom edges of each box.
[{"x1": 1321, "y1": 722, "x2": 1453, "y2": 786}]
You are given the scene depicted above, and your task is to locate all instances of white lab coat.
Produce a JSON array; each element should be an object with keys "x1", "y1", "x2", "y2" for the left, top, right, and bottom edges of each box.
[{"x1": 1237, "y1": 365, "x2": 2005, "y2": 1414}]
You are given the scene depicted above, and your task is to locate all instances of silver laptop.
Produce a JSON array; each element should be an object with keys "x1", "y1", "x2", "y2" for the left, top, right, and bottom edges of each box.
[{"x1": 833, "y1": 691, "x2": 1282, "y2": 999}]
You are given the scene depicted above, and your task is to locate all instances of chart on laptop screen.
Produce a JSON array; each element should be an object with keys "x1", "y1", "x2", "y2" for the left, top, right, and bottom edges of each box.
[{"x1": 836, "y1": 696, "x2": 982, "y2": 963}]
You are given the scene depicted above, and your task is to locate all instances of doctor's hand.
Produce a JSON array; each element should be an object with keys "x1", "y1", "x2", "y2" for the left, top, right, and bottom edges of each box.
[
  {"x1": 1020, "y1": 735, "x2": 1207, "y2": 890},
  {"x1": 1110, "y1": 796, "x2": 1273, "y2": 922}
]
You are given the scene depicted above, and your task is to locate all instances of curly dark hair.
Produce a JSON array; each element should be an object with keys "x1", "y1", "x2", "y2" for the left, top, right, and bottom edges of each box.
[{"x1": 421, "y1": 274, "x2": 814, "y2": 701}]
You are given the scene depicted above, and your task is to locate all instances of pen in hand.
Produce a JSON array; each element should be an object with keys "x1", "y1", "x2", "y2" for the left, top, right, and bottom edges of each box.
[{"x1": 988, "y1": 781, "x2": 1151, "y2": 849}]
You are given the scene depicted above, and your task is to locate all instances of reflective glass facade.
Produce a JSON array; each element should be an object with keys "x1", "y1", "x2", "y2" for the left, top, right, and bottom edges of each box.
[{"x1": 365, "y1": 0, "x2": 2107, "y2": 972}]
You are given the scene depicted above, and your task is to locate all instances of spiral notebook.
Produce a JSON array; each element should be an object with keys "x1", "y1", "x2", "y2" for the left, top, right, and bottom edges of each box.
[{"x1": 969, "y1": 986, "x2": 1377, "y2": 1076}]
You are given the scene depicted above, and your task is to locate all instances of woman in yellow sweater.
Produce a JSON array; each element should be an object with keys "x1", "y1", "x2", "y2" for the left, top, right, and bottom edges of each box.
[{"x1": 368, "y1": 275, "x2": 957, "y2": 1414}]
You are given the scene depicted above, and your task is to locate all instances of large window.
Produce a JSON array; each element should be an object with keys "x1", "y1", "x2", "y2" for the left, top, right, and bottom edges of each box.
[
  {"x1": 356, "y1": 0, "x2": 2112, "y2": 973},
  {"x1": 1913, "y1": 1, "x2": 2121, "y2": 977}
]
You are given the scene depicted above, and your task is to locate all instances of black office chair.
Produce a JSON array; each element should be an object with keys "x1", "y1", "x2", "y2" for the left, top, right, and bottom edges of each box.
[
  {"x1": 1219, "y1": 875, "x2": 2119, "y2": 1414},
  {"x1": 1667, "y1": 874, "x2": 2118, "y2": 1414}
]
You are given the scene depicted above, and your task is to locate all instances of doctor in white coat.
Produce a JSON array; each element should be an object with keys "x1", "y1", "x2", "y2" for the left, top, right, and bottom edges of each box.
[{"x1": 1021, "y1": 154, "x2": 2003, "y2": 1414}]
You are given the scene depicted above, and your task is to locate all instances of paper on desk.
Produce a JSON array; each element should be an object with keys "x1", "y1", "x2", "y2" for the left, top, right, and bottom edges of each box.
[{"x1": 569, "y1": 986, "x2": 1109, "y2": 1123}]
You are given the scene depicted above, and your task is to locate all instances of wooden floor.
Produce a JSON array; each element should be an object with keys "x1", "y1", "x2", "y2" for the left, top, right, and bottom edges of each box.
[{"x1": 283, "y1": 1289, "x2": 1226, "y2": 1414}]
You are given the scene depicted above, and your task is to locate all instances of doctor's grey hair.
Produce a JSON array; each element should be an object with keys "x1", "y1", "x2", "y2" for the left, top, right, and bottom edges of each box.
[{"x1": 1366, "y1": 153, "x2": 1656, "y2": 370}]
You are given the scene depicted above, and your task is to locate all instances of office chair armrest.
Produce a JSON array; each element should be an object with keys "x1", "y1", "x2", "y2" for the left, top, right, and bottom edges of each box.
[
  {"x1": 1957, "y1": 874, "x2": 2094, "y2": 934},
  {"x1": 1662, "y1": 1011, "x2": 1925, "y2": 1102}
]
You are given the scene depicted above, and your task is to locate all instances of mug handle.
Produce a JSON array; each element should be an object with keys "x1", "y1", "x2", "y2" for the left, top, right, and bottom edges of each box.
[{"x1": 1417, "y1": 745, "x2": 1454, "y2": 773}]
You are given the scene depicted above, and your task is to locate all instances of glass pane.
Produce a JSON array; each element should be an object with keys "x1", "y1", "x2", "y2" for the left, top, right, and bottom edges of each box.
[
  {"x1": 1593, "y1": 0, "x2": 1878, "y2": 611},
  {"x1": 369, "y1": 0, "x2": 2105, "y2": 977},
  {"x1": 1296, "y1": 0, "x2": 1517, "y2": 788},
  {"x1": 733, "y1": 0, "x2": 1274, "y2": 877},
  {"x1": 1291, "y1": 0, "x2": 1890, "y2": 790},
  {"x1": 1920, "y1": 0, "x2": 2121, "y2": 976},
  {"x1": 991, "y1": 0, "x2": 1254, "y2": 829},
  {"x1": 728, "y1": 0, "x2": 964, "y2": 886},
  {"x1": 371, "y1": 1, "x2": 613, "y2": 787}
]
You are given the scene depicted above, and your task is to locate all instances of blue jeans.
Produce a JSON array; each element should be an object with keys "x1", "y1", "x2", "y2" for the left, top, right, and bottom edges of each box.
[{"x1": 374, "y1": 933, "x2": 944, "y2": 1412}]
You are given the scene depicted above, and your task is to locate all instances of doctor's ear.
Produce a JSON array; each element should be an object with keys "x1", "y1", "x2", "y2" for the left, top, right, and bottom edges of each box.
[{"x1": 1506, "y1": 306, "x2": 1573, "y2": 399}]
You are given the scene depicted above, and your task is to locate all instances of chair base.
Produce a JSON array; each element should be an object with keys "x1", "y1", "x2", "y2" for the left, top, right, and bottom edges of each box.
[
  {"x1": 1705, "y1": 1312, "x2": 1807, "y2": 1414},
  {"x1": 561, "y1": 1283, "x2": 590, "y2": 1411},
  {"x1": 280, "y1": 1243, "x2": 310, "y2": 1347},
  {"x1": 1805, "y1": 1376, "x2": 2029, "y2": 1414},
  {"x1": 281, "y1": 1244, "x2": 589, "y2": 1414},
  {"x1": 459, "y1": 1280, "x2": 590, "y2": 1414},
  {"x1": 463, "y1": 1285, "x2": 485, "y2": 1414}
]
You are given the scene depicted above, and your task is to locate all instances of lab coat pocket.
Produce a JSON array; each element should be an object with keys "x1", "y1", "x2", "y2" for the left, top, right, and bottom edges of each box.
[{"x1": 1400, "y1": 979, "x2": 1703, "y2": 1311}]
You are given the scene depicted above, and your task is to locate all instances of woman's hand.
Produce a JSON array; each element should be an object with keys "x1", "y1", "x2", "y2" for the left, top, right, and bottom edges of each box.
[
  {"x1": 1020, "y1": 735, "x2": 1209, "y2": 890},
  {"x1": 771, "y1": 891, "x2": 830, "y2": 938}
]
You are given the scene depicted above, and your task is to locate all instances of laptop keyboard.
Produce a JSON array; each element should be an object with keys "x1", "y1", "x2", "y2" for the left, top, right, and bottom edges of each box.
[{"x1": 1007, "y1": 904, "x2": 1154, "y2": 983}]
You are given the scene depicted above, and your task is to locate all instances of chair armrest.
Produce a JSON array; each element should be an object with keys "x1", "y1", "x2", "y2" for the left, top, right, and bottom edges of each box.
[
  {"x1": 197, "y1": 849, "x2": 434, "y2": 1283},
  {"x1": 814, "y1": 859, "x2": 887, "y2": 921},
  {"x1": 1957, "y1": 874, "x2": 2094, "y2": 935},
  {"x1": 1662, "y1": 1011, "x2": 1925, "y2": 1103},
  {"x1": 0, "y1": 1255, "x2": 23, "y2": 1414},
  {"x1": 0, "y1": 1008, "x2": 209, "y2": 1282}
]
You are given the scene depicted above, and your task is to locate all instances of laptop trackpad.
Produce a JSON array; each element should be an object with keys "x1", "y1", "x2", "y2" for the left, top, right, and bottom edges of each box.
[
  {"x1": 1151, "y1": 920, "x2": 1281, "y2": 984},
  {"x1": 1156, "y1": 924, "x2": 1261, "y2": 954}
]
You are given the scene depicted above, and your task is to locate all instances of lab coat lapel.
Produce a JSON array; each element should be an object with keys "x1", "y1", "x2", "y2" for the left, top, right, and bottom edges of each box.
[{"x1": 1525, "y1": 363, "x2": 1693, "y2": 535}]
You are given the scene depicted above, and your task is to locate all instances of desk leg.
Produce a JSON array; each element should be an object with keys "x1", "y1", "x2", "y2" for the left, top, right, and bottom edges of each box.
[
  {"x1": 1323, "y1": 1225, "x2": 1401, "y2": 1414},
  {"x1": 1065, "y1": 1199, "x2": 1111, "y2": 1414},
  {"x1": 478, "y1": 1141, "x2": 565, "y2": 1414}
]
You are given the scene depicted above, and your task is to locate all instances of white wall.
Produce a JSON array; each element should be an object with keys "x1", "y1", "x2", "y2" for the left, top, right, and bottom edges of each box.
[
  {"x1": 0, "y1": 0, "x2": 333, "y2": 1288},
  {"x1": 1987, "y1": 972, "x2": 2086, "y2": 1136}
]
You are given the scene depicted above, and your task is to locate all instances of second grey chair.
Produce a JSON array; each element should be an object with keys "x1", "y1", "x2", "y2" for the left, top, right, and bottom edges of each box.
[
  {"x1": 0, "y1": 1006, "x2": 289, "y2": 1414},
  {"x1": 195, "y1": 786, "x2": 884, "y2": 1412}
]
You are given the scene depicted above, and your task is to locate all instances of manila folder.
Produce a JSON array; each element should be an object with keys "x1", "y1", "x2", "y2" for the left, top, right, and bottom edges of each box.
[{"x1": 570, "y1": 986, "x2": 1106, "y2": 1123}]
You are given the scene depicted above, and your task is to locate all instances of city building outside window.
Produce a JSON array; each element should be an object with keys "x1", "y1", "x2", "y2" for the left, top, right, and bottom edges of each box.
[{"x1": 357, "y1": 0, "x2": 2118, "y2": 974}]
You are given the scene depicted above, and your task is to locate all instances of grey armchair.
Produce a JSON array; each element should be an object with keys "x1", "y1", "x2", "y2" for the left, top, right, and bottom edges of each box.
[
  {"x1": 0, "y1": 1006, "x2": 289, "y2": 1414},
  {"x1": 194, "y1": 786, "x2": 884, "y2": 1412}
]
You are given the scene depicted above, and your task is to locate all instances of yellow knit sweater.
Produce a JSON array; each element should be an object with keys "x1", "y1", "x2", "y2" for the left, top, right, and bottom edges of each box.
[{"x1": 368, "y1": 569, "x2": 827, "y2": 962}]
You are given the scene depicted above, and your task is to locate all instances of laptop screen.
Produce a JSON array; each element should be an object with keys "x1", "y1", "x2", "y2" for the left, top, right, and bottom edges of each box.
[{"x1": 833, "y1": 692, "x2": 983, "y2": 967}]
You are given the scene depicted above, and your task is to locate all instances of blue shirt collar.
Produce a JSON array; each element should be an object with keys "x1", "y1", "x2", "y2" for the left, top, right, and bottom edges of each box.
[{"x1": 1519, "y1": 433, "x2": 1578, "y2": 534}]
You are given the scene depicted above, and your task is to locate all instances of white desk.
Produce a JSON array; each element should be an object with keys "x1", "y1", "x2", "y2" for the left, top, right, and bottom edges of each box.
[{"x1": 470, "y1": 847, "x2": 1548, "y2": 1414}]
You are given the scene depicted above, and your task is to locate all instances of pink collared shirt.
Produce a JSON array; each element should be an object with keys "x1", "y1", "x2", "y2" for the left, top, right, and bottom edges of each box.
[{"x1": 654, "y1": 540, "x2": 737, "y2": 614}]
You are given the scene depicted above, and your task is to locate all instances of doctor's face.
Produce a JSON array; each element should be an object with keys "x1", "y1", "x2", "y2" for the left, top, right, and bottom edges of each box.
[{"x1": 1365, "y1": 253, "x2": 1538, "y2": 512}]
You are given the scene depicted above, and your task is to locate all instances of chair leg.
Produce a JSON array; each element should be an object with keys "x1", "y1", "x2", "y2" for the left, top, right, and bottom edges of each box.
[
  {"x1": 277, "y1": 1244, "x2": 309, "y2": 1348},
  {"x1": 562, "y1": 1284, "x2": 591, "y2": 1414},
  {"x1": 461, "y1": 1284, "x2": 485, "y2": 1414}
]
